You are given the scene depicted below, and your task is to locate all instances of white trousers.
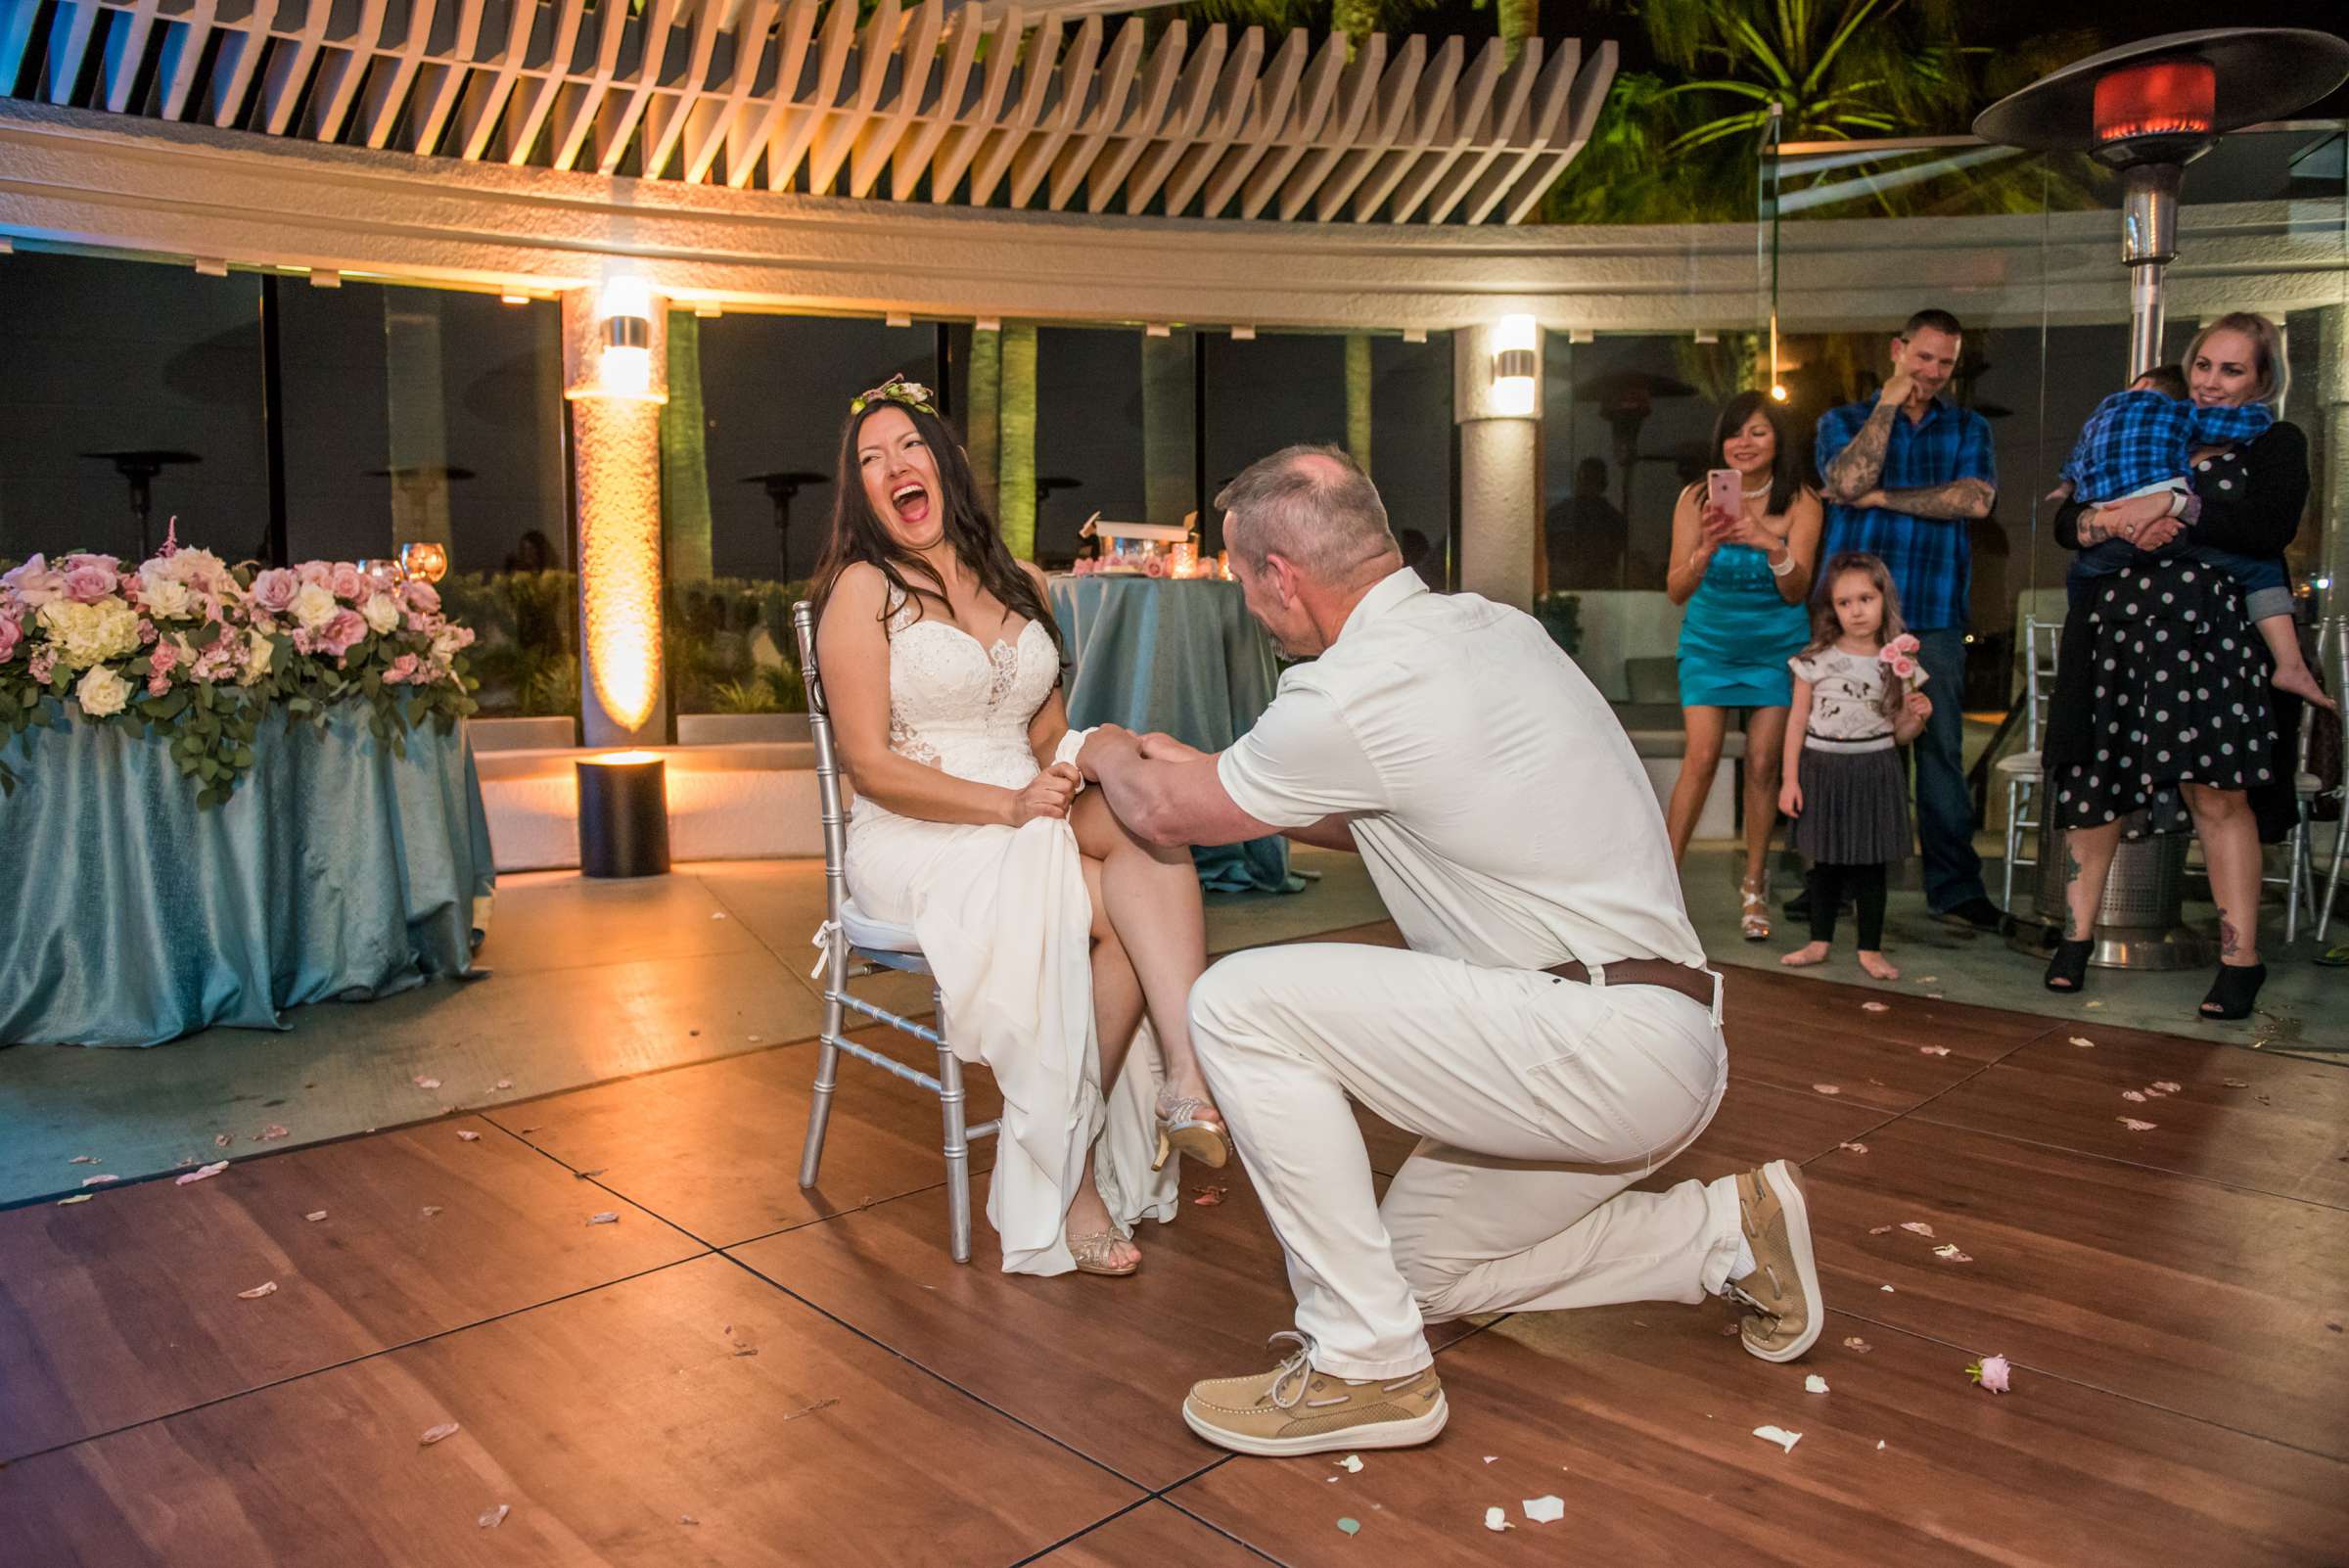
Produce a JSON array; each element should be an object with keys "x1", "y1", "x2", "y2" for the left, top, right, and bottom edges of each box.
[{"x1": 1187, "y1": 943, "x2": 1743, "y2": 1378}]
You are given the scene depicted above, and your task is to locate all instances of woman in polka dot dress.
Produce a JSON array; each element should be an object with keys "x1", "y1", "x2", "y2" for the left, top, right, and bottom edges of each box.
[{"x1": 2041, "y1": 314, "x2": 2312, "y2": 1020}]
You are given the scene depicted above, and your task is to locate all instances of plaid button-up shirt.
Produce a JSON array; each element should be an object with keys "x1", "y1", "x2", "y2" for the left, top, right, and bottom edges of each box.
[
  {"x1": 1815, "y1": 393, "x2": 1997, "y2": 632},
  {"x1": 2059, "y1": 390, "x2": 2273, "y2": 504}
]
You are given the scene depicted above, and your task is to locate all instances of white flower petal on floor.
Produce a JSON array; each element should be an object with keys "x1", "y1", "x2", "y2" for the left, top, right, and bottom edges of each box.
[
  {"x1": 1805, "y1": 1375, "x2": 1830, "y2": 1394},
  {"x1": 1483, "y1": 1506, "x2": 1512, "y2": 1531},
  {"x1": 1523, "y1": 1497, "x2": 1566, "y2": 1524},
  {"x1": 237, "y1": 1281, "x2": 278, "y2": 1299},
  {"x1": 1752, "y1": 1425, "x2": 1802, "y2": 1453},
  {"x1": 419, "y1": 1422, "x2": 460, "y2": 1446}
]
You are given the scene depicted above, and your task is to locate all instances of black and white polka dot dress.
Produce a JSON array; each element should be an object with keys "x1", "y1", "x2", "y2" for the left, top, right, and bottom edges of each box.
[{"x1": 2050, "y1": 553, "x2": 2278, "y2": 837}]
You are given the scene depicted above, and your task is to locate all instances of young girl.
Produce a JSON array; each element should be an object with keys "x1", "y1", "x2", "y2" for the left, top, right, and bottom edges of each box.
[{"x1": 1779, "y1": 553, "x2": 1933, "y2": 981}]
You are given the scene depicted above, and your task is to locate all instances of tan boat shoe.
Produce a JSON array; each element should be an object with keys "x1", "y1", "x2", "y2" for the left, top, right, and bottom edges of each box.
[
  {"x1": 1726, "y1": 1160, "x2": 1823, "y2": 1362},
  {"x1": 1181, "y1": 1332, "x2": 1448, "y2": 1457}
]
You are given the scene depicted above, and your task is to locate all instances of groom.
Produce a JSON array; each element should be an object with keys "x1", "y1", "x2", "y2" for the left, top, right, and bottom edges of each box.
[{"x1": 1079, "y1": 445, "x2": 1823, "y2": 1457}]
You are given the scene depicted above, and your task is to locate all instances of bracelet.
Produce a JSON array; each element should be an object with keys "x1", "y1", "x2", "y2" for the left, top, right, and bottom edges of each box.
[{"x1": 1769, "y1": 550, "x2": 1797, "y2": 577}]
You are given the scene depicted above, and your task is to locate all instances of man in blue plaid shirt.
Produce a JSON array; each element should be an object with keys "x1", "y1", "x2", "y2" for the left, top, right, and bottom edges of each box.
[{"x1": 1814, "y1": 309, "x2": 2003, "y2": 934}]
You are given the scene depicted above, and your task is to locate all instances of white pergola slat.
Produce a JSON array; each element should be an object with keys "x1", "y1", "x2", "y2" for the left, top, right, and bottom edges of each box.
[{"x1": 0, "y1": 0, "x2": 1616, "y2": 223}]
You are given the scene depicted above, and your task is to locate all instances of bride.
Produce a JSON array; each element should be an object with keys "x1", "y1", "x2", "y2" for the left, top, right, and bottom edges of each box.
[{"x1": 811, "y1": 377, "x2": 1230, "y2": 1277}]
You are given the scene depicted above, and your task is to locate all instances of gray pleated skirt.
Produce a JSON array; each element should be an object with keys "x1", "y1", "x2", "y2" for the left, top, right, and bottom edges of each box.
[{"x1": 1790, "y1": 744, "x2": 1910, "y2": 866}]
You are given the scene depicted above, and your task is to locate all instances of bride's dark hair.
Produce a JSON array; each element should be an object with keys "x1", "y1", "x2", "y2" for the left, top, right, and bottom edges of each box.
[{"x1": 810, "y1": 396, "x2": 1061, "y2": 658}]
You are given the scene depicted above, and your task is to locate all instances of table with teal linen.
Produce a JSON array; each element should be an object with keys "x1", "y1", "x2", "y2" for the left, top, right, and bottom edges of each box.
[
  {"x1": 1047, "y1": 574, "x2": 1300, "y2": 894},
  {"x1": 0, "y1": 708, "x2": 495, "y2": 1047}
]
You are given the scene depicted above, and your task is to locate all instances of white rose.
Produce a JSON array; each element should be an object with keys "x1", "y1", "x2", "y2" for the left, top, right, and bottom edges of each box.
[
  {"x1": 290, "y1": 581, "x2": 340, "y2": 631},
  {"x1": 137, "y1": 574, "x2": 196, "y2": 619},
  {"x1": 75, "y1": 664, "x2": 130, "y2": 717},
  {"x1": 361, "y1": 594, "x2": 401, "y2": 635},
  {"x1": 241, "y1": 631, "x2": 274, "y2": 684}
]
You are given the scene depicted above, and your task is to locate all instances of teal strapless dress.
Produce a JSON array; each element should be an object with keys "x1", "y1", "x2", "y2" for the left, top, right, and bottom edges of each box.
[{"x1": 1677, "y1": 543, "x2": 1809, "y2": 708}]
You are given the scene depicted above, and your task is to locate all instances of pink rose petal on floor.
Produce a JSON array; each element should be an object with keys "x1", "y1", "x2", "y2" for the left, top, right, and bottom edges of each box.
[
  {"x1": 457, "y1": 1130, "x2": 482, "y2": 1142},
  {"x1": 214, "y1": 1133, "x2": 233, "y2": 1148},
  {"x1": 304, "y1": 1211, "x2": 328, "y2": 1222},
  {"x1": 1932, "y1": 1243, "x2": 1973, "y2": 1263},
  {"x1": 56, "y1": 1194, "x2": 93, "y2": 1206},
  {"x1": 259, "y1": 1124, "x2": 290, "y2": 1140},
  {"x1": 1839, "y1": 1141, "x2": 1868, "y2": 1153},
  {"x1": 237, "y1": 1281, "x2": 279, "y2": 1299},
  {"x1": 1192, "y1": 1185, "x2": 1227, "y2": 1206},
  {"x1": 177, "y1": 1161, "x2": 228, "y2": 1185},
  {"x1": 2152, "y1": 1081, "x2": 2182, "y2": 1094},
  {"x1": 2223, "y1": 1078, "x2": 2249, "y2": 1088},
  {"x1": 586, "y1": 1212, "x2": 620, "y2": 1225},
  {"x1": 2117, "y1": 1117, "x2": 2157, "y2": 1131},
  {"x1": 1813, "y1": 1084, "x2": 1842, "y2": 1095},
  {"x1": 69, "y1": 1155, "x2": 97, "y2": 1165},
  {"x1": 414, "y1": 1076, "x2": 440, "y2": 1089},
  {"x1": 1842, "y1": 1336, "x2": 1873, "y2": 1354},
  {"x1": 1917, "y1": 1045, "x2": 1951, "y2": 1056},
  {"x1": 81, "y1": 1175, "x2": 118, "y2": 1186},
  {"x1": 494, "y1": 1079, "x2": 513, "y2": 1090},
  {"x1": 2068, "y1": 1036, "x2": 2096, "y2": 1047},
  {"x1": 1868, "y1": 1224, "x2": 1893, "y2": 1235},
  {"x1": 1861, "y1": 1001, "x2": 1890, "y2": 1013},
  {"x1": 420, "y1": 1205, "x2": 443, "y2": 1218},
  {"x1": 2122, "y1": 1090, "x2": 2147, "y2": 1102},
  {"x1": 478, "y1": 1504, "x2": 510, "y2": 1530},
  {"x1": 1899, "y1": 1222, "x2": 1936, "y2": 1238},
  {"x1": 419, "y1": 1422, "x2": 460, "y2": 1446}
]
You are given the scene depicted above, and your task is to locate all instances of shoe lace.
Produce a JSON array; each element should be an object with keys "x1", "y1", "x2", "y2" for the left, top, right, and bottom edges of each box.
[{"x1": 1265, "y1": 1330, "x2": 1316, "y2": 1410}]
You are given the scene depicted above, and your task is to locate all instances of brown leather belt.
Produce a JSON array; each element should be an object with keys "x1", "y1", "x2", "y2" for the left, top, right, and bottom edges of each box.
[{"x1": 1545, "y1": 958, "x2": 1718, "y2": 1011}]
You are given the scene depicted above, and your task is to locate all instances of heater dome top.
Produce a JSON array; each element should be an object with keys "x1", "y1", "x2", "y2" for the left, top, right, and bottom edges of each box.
[{"x1": 1972, "y1": 28, "x2": 2349, "y2": 153}]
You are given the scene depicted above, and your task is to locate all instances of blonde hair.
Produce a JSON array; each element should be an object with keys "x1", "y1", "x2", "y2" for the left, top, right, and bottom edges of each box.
[{"x1": 2185, "y1": 311, "x2": 2290, "y2": 409}]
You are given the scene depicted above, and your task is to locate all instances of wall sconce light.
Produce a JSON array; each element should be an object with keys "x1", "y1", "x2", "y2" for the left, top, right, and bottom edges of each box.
[
  {"x1": 500, "y1": 288, "x2": 530, "y2": 305},
  {"x1": 1693, "y1": 329, "x2": 1720, "y2": 345},
  {"x1": 1230, "y1": 324, "x2": 1257, "y2": 341},
  {"x1": 1566, "y1": 327, "x2": 1595, "y2": 346},
  {"x1": 1402, "y1": 328, "x2": 1426, "y2": 344},
  {"x1": 398, "y1": 539, "x2": 450, "y2": 583},
  {"x1": 694, "y1": 301, "x2": 722, "y2": 318},
  {"x1": 886, "y1": 310, "x2": 914, "y2": 328},
  {"x1": 1145, "y1": 322, "x2": 1174, "y2": 339},
  {"x1": 309, "y1": 269, "x2": 344, "y2": 289},
  {"x1": 976, "y1": 316, "x2": 1001, "y2": 333},
  {"x1": 194, "y1": 257, "x2": 229, "y2": 277},
  {"x1": 1492, "y1": 313, "x2": 1538, "y2": 418},
  {"x1": 585, "y1": 273, "x2": 660, "y2": 402}
]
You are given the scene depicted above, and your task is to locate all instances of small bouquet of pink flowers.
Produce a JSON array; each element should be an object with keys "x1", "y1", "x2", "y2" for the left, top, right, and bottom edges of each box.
[
  {"x1": 1877, "y1": 631, "x2": 1922, "y2": 685},
  {"x1": 0, "y1": 533, "x2": 478, "y2": 806}
]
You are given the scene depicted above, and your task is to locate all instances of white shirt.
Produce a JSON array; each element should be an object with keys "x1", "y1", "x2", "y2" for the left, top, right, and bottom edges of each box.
[
  {"x1": 1218, "y1": 569, "x2": 1706, "y2": 970},
  {"x1": 1788, "y1": 646, "x2": 1925, "y2": 748}
]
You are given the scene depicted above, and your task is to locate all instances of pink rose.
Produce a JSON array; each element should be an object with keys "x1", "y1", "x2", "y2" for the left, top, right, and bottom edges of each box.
[
  {"x1": 59, "y1": 552, "x2": 121, "y2": 576},
  {"x1": 401, "y1": 580, "x2": 441, "y2": 615},
  {"x1": 1891, "y1": 656, "x2": 1917, "y2": 680},
  {"x1": 250, "y1": 568, "x2": 299, "y2": 613},
  {"x1": 294, "y1": 560, "x2": 333, "y2": 587},
  {"x1": 0, "y1": 614, "x2": 21, "y2": 663},
  {"x1": 1968, "y1": 1354, "x2": 2011, "y2": 1394},
  {"x1": 63, "y1": 564, "x2": 118, "y2": 604},
  {"x1": 138, "y1": 618, "x2": 160, "y2": 645},
  {"x1": 28, "y1": 647, "x2": 58, "y2": 683},
  {"x1": 385, "y1": 653, "x2": 424, "y2": 684},
  {"x1": 328, "y1": 562, "x2": 366, "y2": 602},
  {"x1": 318, "y1": 607, "x2": 368, "y2": 658},
  {"x1": 117, "y1": 572, "x2": 144, "y2": 599},
  {"x1": 2, "y1": 555, "x2": 67, "y2": 607},
  {"x1": 146, "y1": 637, "x2": 180, "y2": 694}
]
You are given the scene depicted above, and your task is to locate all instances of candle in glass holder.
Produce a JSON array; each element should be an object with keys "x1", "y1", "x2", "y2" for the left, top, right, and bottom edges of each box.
[
  {"x1": 1216, "y1": 551, "x2": 1231, "y2": 580},
  {"x1": 1171, "y1": 540, "x2": 1198, "y2": 578},
  {"x1": 399, "y1": 539, "x2": 450, "y2": 583}
]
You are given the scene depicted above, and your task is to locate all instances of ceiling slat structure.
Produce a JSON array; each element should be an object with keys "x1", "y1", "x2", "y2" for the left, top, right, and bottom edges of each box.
[{"x1": 0, "y1": 0, "x2": 1614, "y2": 223}]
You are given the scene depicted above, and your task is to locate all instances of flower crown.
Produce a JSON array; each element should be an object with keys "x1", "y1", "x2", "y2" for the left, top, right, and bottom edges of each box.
[{"x1": 851, "y1": 376, "x2": 937, "y2": 418}]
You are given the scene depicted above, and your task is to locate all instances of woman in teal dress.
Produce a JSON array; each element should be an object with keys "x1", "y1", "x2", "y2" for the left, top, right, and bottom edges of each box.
[{"x1": 1664, "y1": 392, "x2": 1821, "y2": 940}]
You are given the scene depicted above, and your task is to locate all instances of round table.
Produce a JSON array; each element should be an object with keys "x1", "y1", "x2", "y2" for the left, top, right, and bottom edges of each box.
[{"x1": 1047, "y1": 574, "x2": 1299, "y2": 894}]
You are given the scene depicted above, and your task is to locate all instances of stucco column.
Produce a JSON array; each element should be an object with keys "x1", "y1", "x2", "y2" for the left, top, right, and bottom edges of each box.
[
  {"x1": 563, "y1": 281, "x2": 670, "y2": 749},
  {"x1": 1453, "y1": 318, "x2": 1543, "y2": 610}
]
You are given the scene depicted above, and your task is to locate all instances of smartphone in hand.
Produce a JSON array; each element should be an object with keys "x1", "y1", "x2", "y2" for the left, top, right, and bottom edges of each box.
[{"x1": 1706, "y1": 468, "x2": 1743, "y2": 519}]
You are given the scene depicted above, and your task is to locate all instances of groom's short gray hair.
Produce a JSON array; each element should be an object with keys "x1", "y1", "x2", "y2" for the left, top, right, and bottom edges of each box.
[{"x1": 1217, "y1": 445, "x2": 1397, "y2": 584}]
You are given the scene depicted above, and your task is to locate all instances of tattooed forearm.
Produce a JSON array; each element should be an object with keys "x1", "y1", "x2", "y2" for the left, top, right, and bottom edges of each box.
[
  {"x1": 1877, "y1": 478, "x2": 1995, "y2": 521},
  {"x1": 1822, "y1": 402, "x2": 1900, "y2": 501}
]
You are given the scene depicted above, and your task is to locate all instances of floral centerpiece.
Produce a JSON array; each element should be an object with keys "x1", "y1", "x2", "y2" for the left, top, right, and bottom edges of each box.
[{"x1": 0, "y1": 537, "x2": 479, "y2": 807}]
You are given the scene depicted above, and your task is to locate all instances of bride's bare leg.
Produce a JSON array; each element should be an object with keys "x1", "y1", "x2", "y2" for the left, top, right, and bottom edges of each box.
[
  {"x1": 1071, "y1": 790, "x2": 1220, "y2": 1126},
  {"x1": 1064, "y1": 854, "x2": 1142, "y2": 1269}
]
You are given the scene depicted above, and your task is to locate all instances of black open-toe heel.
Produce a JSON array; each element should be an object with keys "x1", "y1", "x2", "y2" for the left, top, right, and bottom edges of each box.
[
  {"x1": 2044, "y1": 938, "x2": 2094, "y2": 992},
  {"x1": 2198, "y1": 962, "x2": 2267, "y2": 1021}
]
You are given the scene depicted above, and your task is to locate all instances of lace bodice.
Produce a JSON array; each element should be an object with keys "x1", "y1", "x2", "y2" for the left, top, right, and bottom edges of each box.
[{"x1": 877, "y1": 597, "x2": 1059, "y2": 791}]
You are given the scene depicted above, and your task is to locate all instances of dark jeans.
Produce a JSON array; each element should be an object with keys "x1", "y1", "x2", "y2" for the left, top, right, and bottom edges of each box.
[
  {"x1": 1807, "y1": 862, "x2": 1888, "y2": 948},
  {"x1": 1911, "y1": 625, "x2": 1986, "y2": 912}
]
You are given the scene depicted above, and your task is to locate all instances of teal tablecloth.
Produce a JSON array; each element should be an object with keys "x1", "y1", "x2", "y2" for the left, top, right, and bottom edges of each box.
[
  {"x1": 1049, "y1": 575, "x2": 1299, "y2": 894},
  {"x1": 0, "y1": 708, "x2": 495, "y2": 1047}
]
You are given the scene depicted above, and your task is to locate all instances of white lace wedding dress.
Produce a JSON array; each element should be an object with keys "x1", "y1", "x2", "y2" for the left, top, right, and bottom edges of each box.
[{"x1": 840, "y1": 597, "x2": 1180, "y2": 1274}]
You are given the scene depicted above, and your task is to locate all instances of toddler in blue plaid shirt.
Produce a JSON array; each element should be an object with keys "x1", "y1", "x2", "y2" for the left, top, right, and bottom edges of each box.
[{"x1": 2055, "y1": 365, "x2": 2327, "y2": 709}]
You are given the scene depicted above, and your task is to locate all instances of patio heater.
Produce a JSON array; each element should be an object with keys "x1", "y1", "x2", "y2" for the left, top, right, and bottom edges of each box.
[{"x1": 1974, "y1": 28, "x2": 2349, "y2": 967}]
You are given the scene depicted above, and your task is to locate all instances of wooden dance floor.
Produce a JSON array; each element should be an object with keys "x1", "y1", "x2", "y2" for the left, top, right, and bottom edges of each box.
[{"x1": 4, "y1": 921, "x2": 2345, "y2": 1566}]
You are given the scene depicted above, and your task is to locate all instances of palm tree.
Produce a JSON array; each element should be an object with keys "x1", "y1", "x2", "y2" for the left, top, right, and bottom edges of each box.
[
  {"x1": 966, "y1": 326, "x2": 1001, "y2": 520},
  {"x1": 998, "y1": 324, "x2": 1038, "y2": 560},
  {"x1": 1545, "y1": 1, "x2": 2095, "y2": 225},
  {"x1": 662, "y1": 309, "x2": 714, "y2": 581}
]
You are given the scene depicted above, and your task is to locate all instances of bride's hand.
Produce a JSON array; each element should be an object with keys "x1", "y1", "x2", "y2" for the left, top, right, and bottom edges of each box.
[{"x1": 1007, "y1": 763, "x2": 1081, "y2": 826}]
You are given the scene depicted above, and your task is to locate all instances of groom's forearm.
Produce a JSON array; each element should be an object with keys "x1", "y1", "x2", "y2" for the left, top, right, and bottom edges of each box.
[{"x1": 1285, "y1": 813, "x2": 1359, "y2": 853}]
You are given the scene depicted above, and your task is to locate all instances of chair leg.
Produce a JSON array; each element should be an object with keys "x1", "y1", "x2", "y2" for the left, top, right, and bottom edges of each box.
[
  {"x1": 799, "y1": 946, "x2": 848, "y2": 1191},
  {"x1": 934, "y1": 987, "x2": 973, "y2": 1265},
  {"x1": 2003, "y1": 779, "x2": 2021, "y2": 913},
  {"x1": 2322, "y1": 817, "x2": 2346, "y2": 943}
]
